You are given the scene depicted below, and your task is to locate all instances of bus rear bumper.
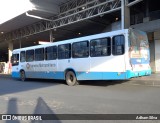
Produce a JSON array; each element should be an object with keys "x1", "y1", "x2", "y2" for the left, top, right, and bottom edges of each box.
[{"x1": 126, "y1": 69, "x2": 152, "y2": 79}]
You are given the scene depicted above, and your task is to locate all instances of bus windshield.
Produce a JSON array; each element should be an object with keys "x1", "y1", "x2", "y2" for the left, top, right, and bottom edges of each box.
[
  {"x1": 11, "y1": 53, "x2": 19, "y2": 66},
  {"x1": 129, "y1": 29, "x2": 150, "y2": 64}
]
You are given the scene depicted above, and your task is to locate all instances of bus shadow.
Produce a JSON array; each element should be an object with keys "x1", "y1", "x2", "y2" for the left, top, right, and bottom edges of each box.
[
  {"x1": 16, "y1": 78, "x2": 130, "y2": 88},
  {"x1": 31, "y1": 79, "x2": 129, "y2": 87},
  {"x1": 29, "y1": 78, "x2": 129, "y2": 87},
  {"x1": 26, "y1": 78, "x2": 65, "y2": 85},
  {"x1": 79, "y1": 80, "x2": 128, "y2": 87}
]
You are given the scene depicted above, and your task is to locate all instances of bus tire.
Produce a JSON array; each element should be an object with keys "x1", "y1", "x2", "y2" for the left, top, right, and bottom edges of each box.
[
  {"x1": 20, "y1": 70, "x2": 26, "y2": 81},
  {"x1": 65, "y1": 71, "x2": 78, "y2": 86}
]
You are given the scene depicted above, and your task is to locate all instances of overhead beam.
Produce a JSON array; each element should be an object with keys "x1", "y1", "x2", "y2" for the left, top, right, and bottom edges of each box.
[
  {"x1": 26, "y1": 12, "x2": 53, "y2": 21},
  {"x1": 126, "y1": 0, "x2": 143, "y2": 7},
  {"x1": 30, "y1": 0, "x2": 60, "y2": 14},
  {"x1": 86, "y1": 19, "x2": 110, "y2": 27}
]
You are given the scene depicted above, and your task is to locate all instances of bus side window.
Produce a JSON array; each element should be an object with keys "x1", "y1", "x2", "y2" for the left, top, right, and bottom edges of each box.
[
  {"x1": 112, "y1": 35, "x2": 125, "y2": 55},
  {"x1": 58, "y1": 44, "x2": 71, "y2": 59},
  {"x1": 26, "y1": 50, "x2": 34, "y2": 62},
  {"x1": 20, "y1": 51, "x2": 26, "y2": 62},
  {"x1": 45, "y1": 46, "x2": 57, "y2": 60},
  {"x1": 35, "y1": 48, "x2": 44, "y2": 61},
  {"x1": 72, "y1": 41, "x2": 89, "y2": 58},
  {"x1": 90, "y1": 37, "x2": 111, "y2": 57}
]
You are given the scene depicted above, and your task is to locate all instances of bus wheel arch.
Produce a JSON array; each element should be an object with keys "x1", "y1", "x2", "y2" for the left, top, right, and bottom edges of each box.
[
  {"x1": 20, "y1": 69, "x2": 26, "y2": 81},
  {"x1": 65, "y1": 69, "x2": 78, "y2": 86}
]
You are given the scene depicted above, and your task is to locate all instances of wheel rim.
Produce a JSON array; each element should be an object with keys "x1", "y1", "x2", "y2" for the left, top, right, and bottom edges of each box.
[
  {"x1": 66, "y1": 71, "x2": 77, "y2": 86},
  {"x1": 69, "y1": 75, "x2": 74, "y2": 82}
]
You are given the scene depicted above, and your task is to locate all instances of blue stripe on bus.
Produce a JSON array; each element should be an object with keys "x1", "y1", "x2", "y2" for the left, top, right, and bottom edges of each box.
[
  {"x1": 12, "y1": 72, "x2": 20, "y2": 78},
  {"x1": 76, "y1": 72, "x2": 127, "y2": 80},
  {"x1": 76, "y1": 70, "x2": 151, "y2": 80},
  {"x1": 126, "y1": 69, "x2": 151, "y2": 78},
  {"x1": 12, "y1": 69, "x2": 151, "y2": 80},
  {"x1": 25, "y1": 71, "x2": 65, "y2": 80},
  {"x1": 12, "y1": 71, "x2": 65, "y2": 79}
]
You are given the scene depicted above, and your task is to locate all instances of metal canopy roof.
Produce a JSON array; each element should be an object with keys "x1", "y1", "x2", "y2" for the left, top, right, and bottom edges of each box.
[
  {"x1": 0, "y1": 0, "x2": 69, "y2": 61},
  {"x1": 0, "y1": 0, "x2": 121, "y2": 43},
  {"x1": 0, "y1": 0, "x2": 122, "y2": 62},
  {"x1": 0, "y1": 0, "x2": 68, "y2": 33},
  {"x1": 0, "y1": 0, "x2": 143, "y2": 34}
]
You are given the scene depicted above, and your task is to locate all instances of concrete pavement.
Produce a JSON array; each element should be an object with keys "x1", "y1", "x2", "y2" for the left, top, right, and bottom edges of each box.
[
  {"x1": 128, "y1": 73, "x2": 160, "y2": 86},
  {"x1": 0, "y1": 74, "x2": 160, "y2": 123}
]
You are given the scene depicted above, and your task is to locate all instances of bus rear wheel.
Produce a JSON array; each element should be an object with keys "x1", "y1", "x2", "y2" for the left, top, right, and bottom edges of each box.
[
  {"x1": 65, "y1": 71, "x2": 78, "y2": 86},
  {"x1": 20, "y1": 71, "x2": 26, "y2": 81}
]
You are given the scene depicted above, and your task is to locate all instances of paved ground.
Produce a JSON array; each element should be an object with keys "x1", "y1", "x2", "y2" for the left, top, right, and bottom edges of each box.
[
  {"x1": 128, "y1": 74, "x2": 160, "y2": 86},
  {"x1": 0, "y1": 74, "x2": 160, "y2": 123}
]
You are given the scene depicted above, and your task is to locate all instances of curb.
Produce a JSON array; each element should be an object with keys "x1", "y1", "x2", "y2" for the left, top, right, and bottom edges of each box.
[
  {"x1": 0, "y1": 74, "x2": 11, "y2": 78},
  {"x1": 124, "y1": 80, "x2": 160, "y2": 87},
  {"x1": 124, "y1": 73, "x2": 160, "y2": 86}
]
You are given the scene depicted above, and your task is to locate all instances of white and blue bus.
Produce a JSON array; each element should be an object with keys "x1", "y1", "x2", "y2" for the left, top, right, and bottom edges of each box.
[{"x1": 11, "y1": 29, "x2": 151, "y2": 86}]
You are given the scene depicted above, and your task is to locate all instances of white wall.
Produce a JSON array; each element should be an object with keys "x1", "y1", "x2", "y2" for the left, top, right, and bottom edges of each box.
[
  {"x1": 147, "y1": 32, "x2": 156, "y2": 72},
  {"x1": 154, "y1": 31, "x2": 160, "y2": 73},
  {"x1": 154, "y1": 40, "x2": 160, "y2": 72}
]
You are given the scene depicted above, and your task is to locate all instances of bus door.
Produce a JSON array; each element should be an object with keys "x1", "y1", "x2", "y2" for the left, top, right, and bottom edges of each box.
[
  {"x1": 34, "y1": 47, "x2": 57, "y2": 79},
  {"x1": 111, "y1": 35, "x2": 126, "y2": 79},
  {"x1": 57, "y1": 44, "x2": 72, "y2": 79},
  {"x1": 25, "y1": 50, "x2": 35, "y2": 78},
  {"x1": 57, "y1": 42, "x2": 91, "y2": 80},
  {"x1": 71, "y1": 41, "x2": 90, "y2": 80}
]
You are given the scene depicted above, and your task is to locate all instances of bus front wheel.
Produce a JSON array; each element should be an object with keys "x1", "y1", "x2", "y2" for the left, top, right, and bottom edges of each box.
[
  {"x1": 20, "y1": 71, "x2": 26, "y2": 81},
  {"x1": 65, "y1": 71, "x2": 78, "y2": 86}
]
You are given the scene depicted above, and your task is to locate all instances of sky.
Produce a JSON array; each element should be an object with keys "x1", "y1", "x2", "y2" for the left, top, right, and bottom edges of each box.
[{"x1": 0, "y1": 0, "x2": 33, "y2": 24}]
